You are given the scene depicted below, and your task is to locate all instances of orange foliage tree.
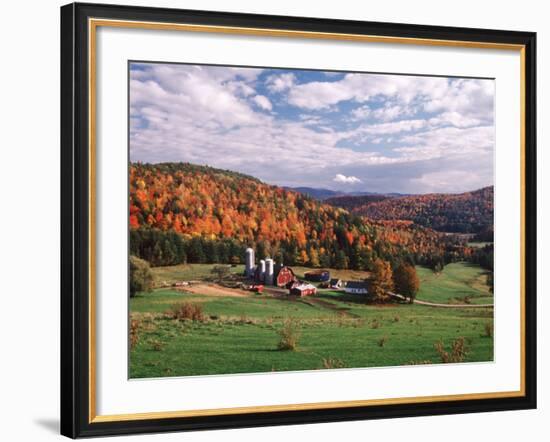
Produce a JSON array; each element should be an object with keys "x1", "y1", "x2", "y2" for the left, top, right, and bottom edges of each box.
[
  {"x1": 393, "y1": 263, "x2": 420, "y2": 302},
  {"x1": 367, "y1": 259, "x2": 394, "y2": 301}
]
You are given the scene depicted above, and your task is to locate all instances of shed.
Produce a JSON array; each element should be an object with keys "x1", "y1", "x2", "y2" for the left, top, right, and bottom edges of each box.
[{"x1": 289, "y1": 282, "x2": 317, "y2": 297}]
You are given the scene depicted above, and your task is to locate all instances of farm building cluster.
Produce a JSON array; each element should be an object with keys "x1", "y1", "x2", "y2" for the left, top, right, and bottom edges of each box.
[
  {"x1": 244, "y1": 248, "x2": 369, "y2": 297},
  {"x1": 245, "y1": 248, "x2": 298, "y2": 287}
]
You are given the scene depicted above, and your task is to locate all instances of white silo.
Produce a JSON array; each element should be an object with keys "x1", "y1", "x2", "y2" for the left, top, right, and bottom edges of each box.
[
  {"x1": 245, "y1": 248, "x2": 255, "y2": 278},
  {"x1": 265, "y1": 258, "x2": 274, "y2": 286},
  {"x1": 259, "y1": 259, "x2": 266, "y2": 282}
]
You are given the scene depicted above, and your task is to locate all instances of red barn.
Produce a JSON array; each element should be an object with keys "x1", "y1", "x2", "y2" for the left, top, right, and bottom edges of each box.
[{"x1": 275, "y1": 265, "x2": 297, "y2": 287}]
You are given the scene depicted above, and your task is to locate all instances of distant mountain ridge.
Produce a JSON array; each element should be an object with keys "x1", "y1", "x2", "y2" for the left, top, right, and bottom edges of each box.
[
  {"x1": 286, "y1": 187, "x2": 407, "y2": 201},
  {"x1": 326, "y1": 186, "x2": 494, "y2": 234}
]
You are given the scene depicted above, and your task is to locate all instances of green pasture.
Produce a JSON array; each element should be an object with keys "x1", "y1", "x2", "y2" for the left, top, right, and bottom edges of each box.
[
  {"x1": 415, "y1": 262, "x2": 493, "y2": 305},
  {"x1": 130, "y1": 262, "x2": 494, "y2": 378}
]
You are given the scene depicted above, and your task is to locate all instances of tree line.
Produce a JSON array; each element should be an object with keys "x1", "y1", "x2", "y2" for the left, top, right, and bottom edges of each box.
[{"x1": 130, "y1": 228, "x2": 246, "y2": 267}]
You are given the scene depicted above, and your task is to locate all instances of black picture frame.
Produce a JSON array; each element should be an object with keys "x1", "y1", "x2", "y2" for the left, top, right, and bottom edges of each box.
[{"x1": 61, "y1": 2, "x2": 537, "y2": 438}]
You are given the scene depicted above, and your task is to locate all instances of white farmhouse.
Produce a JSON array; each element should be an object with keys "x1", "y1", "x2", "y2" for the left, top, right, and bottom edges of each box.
[{"x1": 344, "y1": 281, "x2": 368, "y2": 295}]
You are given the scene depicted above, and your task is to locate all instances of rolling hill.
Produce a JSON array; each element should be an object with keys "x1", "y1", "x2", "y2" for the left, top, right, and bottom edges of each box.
[
  {"x1": 326, "y1": 187, "x2": 493, "y2": 234},
  {"x1": 129, "y1": 162, "x2": 461, "y2": 268}
]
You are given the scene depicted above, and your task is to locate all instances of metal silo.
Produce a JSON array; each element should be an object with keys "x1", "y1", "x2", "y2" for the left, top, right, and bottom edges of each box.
[
  {"x1": 265, "y1": 258, "x2": 274, "y2": 286},
  {"x1": 259, "y1": 259, "x2": 266, "y2": 282},
  {"x1": 245, "y1": 248, "x2": 255, "y2": 278}
]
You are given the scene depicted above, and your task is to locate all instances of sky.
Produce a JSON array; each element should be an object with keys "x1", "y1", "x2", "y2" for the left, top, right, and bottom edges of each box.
[{"x1": 129, "y1": 62, "x2": 494, "y2": 194}]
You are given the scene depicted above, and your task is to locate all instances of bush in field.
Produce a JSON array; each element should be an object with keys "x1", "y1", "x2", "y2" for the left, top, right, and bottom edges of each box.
[
  {"x1": 211, "y1": 264, "x2": 231, "y2": 282},
  {"x1": 321, "y1": 358, "x2": 345, "y2": 369},
  {"x1": 129, "y1": 255, "x2": 154, "y2": 297},
  {"x1": 393, "y1": 263, "x2": 420, "y2": 303},
  {"x1": 277, "y1": 318, "x2": 301, "y2": 351},
  {"x1": 428, "y1": 255, "x2": 445, "y2": 273},
  {"x1": 168, "y1": 302, "x2": 205, "y2": 321},
  {"x1": 130, "y1": 319, "x2": 140, "y2": 349},
  {"x1": 434, "y1": 337, "x2": 468, "y2": 363},
  {"x1": 378, "y1": 336, "x2": 389, "y2": 347}
]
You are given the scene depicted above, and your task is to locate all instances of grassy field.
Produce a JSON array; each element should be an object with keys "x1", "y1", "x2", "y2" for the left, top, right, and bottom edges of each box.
[
  {"x1": 416, "y1": 262, "x2": 493, "y2": 305},
  {"x1": 152, "y1": 263, "x2": 246, "y2": 285},
  {"x1": 129, "y1": 262, "x2": 493, "y2": 378}
]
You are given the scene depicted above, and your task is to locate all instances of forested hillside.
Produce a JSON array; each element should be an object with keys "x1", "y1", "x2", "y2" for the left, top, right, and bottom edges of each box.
[
  {"x1": 328, "y1": 187, "x2": 493, "y2": 234},
  {"x1": 129, "y1": 163, "x2": 464, "y2": 269},
  {"x1": 325, "y1": 194, "x2": 394, "y2": 210}
]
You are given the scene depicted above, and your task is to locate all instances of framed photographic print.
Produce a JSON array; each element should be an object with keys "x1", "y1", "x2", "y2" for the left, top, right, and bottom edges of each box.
[{"x1": 60, "y1": 2, "x2": 537, "y2": 438}]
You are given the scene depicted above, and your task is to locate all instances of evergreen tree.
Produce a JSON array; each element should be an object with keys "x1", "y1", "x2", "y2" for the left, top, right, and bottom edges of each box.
[
  {"x1": 152, "y1": 242, "x2": 163, "y2": 266},
  {"x1": 334, "y1": 250, "x2": 349, "y2": 270},
  {"x1": 188, "y1": 237, "x2": 206, "y2": 263}
]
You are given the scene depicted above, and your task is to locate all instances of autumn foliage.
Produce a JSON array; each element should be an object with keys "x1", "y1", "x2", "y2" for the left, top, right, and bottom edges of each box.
[
  {"x1": 393, "y1": 263, "x2": 420, "y2": 302},
  {"x1": 129, "y1": 162, "x2": 468, "y2": 269},
  {"x1": 367, "y1": 258, "x2": 394, "y2": 302},
  {"x1": 327, "y1": 187, "x2": 493, "y2": 234}
]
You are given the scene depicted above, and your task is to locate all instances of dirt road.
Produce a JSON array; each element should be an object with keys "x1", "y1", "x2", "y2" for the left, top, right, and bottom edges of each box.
[
  {"x1": 388, "y1": 292, "x2": 493, "y2": 308},
  {"x1": 179, "y1": 283, "x2": 250, "y2": 298}
]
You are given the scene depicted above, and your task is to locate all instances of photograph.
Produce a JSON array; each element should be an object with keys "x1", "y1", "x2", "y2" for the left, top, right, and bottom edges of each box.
[
  {"x1": 128, "y1": 61, "x2": 495, "y2": 378},
  {"x1": 56, "y1": 1, "x2": 537, "y2": 437}
]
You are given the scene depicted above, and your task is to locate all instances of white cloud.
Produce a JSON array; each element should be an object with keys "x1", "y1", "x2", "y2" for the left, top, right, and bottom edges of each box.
[
  {"x1": 410, "y1": 170, "x2": 489, "y2": 194},
  {"x1": 424, "y1": 78, "x2": 494, "y2": 123},
  {"x1": 428, "y1": 111, "x2": 481, "y2": 128},
  {"x1": 360, "y1": 119, "x2": 427, "y2": 135},
  {"x1": 130, "y1": 64, "x2": 266, "y2": 131},
  {"x1": 286, "y1": 73, "x2": 494, "y2": 129},
  {"x1": 349, "y1": 102, "x2": 417, "y2": 123},
  {"x1": 298, "y1": 114, "x2": 325, "y2": 126},
  {"x1": 287, "y1": 73, "x2": 450, "y2": 110},
  {"x1": 252, "y1": 95, "x2": 273, "y2": 111},
  {"x1": 350, "y1": 105, "x2": 371, "y2": 120},
  {"x1": 333, "y1": 174, "x2": 362, "y2": 184},
  {"x1": 226, "y1": 81, "x2": 256, "y2": 97},
  {"x1": 266, "y1": 73, "x2": 295, "y2": 93},
  {"x1": 287, "y1": 78, "x2": 355, "y2": 109},
  {"x1": 372, "y1": 103, "x2": 417, "y2": 122}
]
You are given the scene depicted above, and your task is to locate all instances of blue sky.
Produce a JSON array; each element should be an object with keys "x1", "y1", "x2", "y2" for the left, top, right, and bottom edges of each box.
[{"x1": 130, "y1": 62, "x2": 494, "y2": 194}]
